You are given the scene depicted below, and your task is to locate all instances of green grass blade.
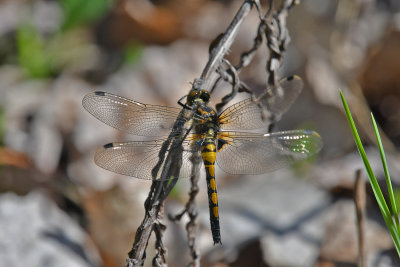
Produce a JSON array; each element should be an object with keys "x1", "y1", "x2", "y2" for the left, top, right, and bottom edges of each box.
[
  {"x1": 340, "y1": 91, "x2": 389, "y2": 216},
  {"x1": 339, "y1": 91, "x2": 400, "y2": 256},
  {"x1": 371, "y1": 113, "x2": 400, "y2": 227}
]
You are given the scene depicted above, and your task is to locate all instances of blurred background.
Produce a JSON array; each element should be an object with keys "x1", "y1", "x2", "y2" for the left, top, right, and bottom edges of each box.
[{"x1": 1, "y1": 0, "x2": 400, "y2": 266}]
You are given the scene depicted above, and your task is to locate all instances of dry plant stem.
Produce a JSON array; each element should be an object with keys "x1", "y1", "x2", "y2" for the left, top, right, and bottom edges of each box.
[
  {"x1": 126, "y1": 109, "x2": 191, "y2": 267},
  {"x1": 184, "y1": 153, "x2": 202, "y2": 267},
  {"x1": 236, "y1": 0, "x2": 272, "y2": 73},
  {"x1": 354, "y1": 169, "x2": 366, "y2": 267},
  {"x1": 212, "y1": 1, "x2": 268, "y2": 111},
  {"x1": 185, "y1": 185, "x2": 201, "y2": 267},
  {"x1": 265, "y1": 0, "x2": 297, "y2": 87},
  {"x1": 215, "y1": 59, "x2": 241, "y2": 113},
  {"x1": 153, "y1": 220, "x2": 167, "y2": 267},
  {"x1": 214, "y1": 0, "x2": 298, "y2": 111},
  {"x1": 180, "y1": 0, "x2": 298, "y2": 261},
  {"x1": 170, "y1": 152, "x2": 202, "y2": 267},
  {"x1": 125, "y1": 1, "x2": 254, "y2": 264},
  {"x1": 168, "y1": 0, "x2": 258, "y2": 260},
  {"x1": 199, "y1": 0, "x2": 253, "y2": 89},
  {"x1": 126, "y1": 0, "x2": 299, "y2": 265}
]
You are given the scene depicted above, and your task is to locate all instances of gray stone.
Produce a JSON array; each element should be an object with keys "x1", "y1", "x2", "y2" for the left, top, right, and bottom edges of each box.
[
  {"x1": 198, "y1": 169, "x2": 331, "y2": 265},
  {"x1": 0, "y1": 191, "x2": 101, "y2": 267}
]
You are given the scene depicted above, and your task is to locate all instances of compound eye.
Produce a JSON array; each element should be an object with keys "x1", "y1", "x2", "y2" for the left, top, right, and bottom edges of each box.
[
  {"x1": 200, "y1": 91, "x2": 210, "y2": 103},
  {"x1": 186, "y1": 90, "x2": 198, "y2": 106}
]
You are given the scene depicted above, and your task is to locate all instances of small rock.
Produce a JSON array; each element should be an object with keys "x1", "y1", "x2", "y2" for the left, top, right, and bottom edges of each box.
[{"x1": 0, "y1": 191, "x2": 101, "y2": 267}]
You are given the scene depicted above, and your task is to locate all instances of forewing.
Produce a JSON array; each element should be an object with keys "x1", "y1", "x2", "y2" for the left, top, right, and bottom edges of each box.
[
  {"x1": 216, "y1": 130, "x2": 322, "y2": 175},
  {"x1": 82, "y1": 91, "x2": 183, "y2": 136},
  {"x1": 94, "y1": 137, "x2": 201, "y2": 180},
  {"x1": 218, "y1": 98, "x2": 267, "y2": 130},
  {"x1": 219, "y1": 76, "x2": 303, "y2": 130}
]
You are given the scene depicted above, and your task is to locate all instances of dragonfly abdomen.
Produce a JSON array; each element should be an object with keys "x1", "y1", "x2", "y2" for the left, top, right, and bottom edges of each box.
[{"x1": 201, "y1": 138, "x2": 221, "y2": 245}]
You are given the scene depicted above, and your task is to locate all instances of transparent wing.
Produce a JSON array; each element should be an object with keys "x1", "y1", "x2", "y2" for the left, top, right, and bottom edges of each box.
[
  {"x1": 218, "y1": 98, "x2": 267, "y2": 130},
  {"x1": 216, "y1": 130, "x2": 322, "y2": 175},
  {"x1": 94, "y1": 137, "x2": 202, "y2": 180},
  {"x1": 219, "y1": 76, "x2": 303, "y2": 130},
  {"x1": 82, "y1": 91, "x2": 185, "y2": 136}
]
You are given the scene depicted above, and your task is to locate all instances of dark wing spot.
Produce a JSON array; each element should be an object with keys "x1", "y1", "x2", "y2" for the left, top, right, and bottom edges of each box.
[
  {"x1": 94, "y1": 91, "x2": 106, "y2": 96},
  {"x1": 103, "y1": 143, "x2": 114, "y2": 148},
  {"x1": 287, "y1": 76, "x2": 294, "y2": 81}
]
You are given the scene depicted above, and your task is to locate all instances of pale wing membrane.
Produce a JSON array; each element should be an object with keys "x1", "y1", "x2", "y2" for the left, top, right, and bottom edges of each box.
[
  {"x1": 218, "y1": 98, "x2": 267, "y2": 130},
  {"x1": 260, "y1": 75, "x2": 303, "y2": 120},
  {"x1": 218, "y1": 76, "x2": 303, "y2": 130},
  {"x1": 82, "y1": 91, "x2": 184, "y2": 136},
  {"x1": 94, "y1": 138, "x2": 201, "y2": 180},
  {"x1": 216, "y1": 130, "x2": 322, "y2": 175}
]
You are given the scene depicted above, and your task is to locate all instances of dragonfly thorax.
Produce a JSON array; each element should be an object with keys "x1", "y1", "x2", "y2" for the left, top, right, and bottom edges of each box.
[{"x1": 194, "y1": 104, "x2": 219, "y2": 138}]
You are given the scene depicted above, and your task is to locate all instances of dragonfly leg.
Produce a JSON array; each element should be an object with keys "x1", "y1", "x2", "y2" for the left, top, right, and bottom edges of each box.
[{"x1": 178, "y1": 95, "x2": 194, "y2": 110}]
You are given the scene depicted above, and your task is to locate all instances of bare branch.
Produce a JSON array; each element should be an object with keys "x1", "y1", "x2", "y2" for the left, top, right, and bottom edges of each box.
[
  {"x1": 200, "y1": 0, "x2": 254, "y2": 89},
  {"x1": 215, "y1": 59, "x2": 241, "y2": 113},
  {"x1": 126, "y1": 109, "x2": 192, "y2": 266},
  {"x1": 153, "y1": 220, "x2": 167, "y2": 267},
  {"x1": 265, "y1": 0, "x2": 298, "y2": 86},
  {"x1": 125, "y1": 1, "x2": 300, "y2": 265},
  {"x1": 354, "y1": 169, "x2": 366, "y2": 267},
  {"x1": 213, "y1": 0, "x2": 299, "y2": 117},
  {"x1": 169, "y1": 152, "x2": 202, "y2": 267}
]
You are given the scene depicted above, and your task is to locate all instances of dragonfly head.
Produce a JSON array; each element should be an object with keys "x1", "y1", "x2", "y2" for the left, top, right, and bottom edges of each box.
[{"x1": 187, "y1": 89, "x2": 210, "y2": 106}]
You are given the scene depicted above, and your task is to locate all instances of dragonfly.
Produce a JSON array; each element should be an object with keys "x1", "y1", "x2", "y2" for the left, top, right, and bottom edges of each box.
[{"x1": 82, "y1": 75, "x2": 323, "y2": 245}]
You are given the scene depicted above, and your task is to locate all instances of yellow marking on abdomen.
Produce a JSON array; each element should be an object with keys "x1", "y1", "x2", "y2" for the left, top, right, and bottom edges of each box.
[
  {"x1": 202, "y1": 152, "x2": 216, "y2": 163},
  {"x1": 205, "y1": 165, "x2": 215, "y2": 177},
  {"x1": 211, "y1": 192, "x2": 218, "y2": 205},
  {"x1": 212, "y1": 207, "x2": 219, "y2": 218},
  {"x1": 209, "y1": 177, "x2": 216, "y2": 190},
  {"x1": 206, "y1": 144, "x2": 215, "y2": 151}
]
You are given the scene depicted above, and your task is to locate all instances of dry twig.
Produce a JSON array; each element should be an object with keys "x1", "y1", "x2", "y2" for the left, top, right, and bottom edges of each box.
[
  {"x1": 354, "y1": 169, "x2": 366, "y2": 267},
  {"x1": 125, "y1": 1, "x2": 299, "y2": 266}
]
